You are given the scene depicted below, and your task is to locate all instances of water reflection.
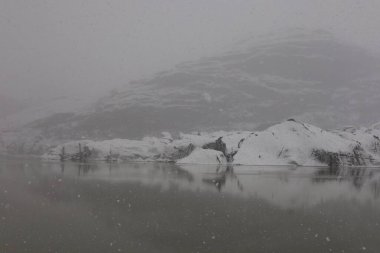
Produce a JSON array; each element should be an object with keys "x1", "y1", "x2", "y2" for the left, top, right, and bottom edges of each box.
[
  {"x1": 202, "y1": 165, "x2": 243, "y2": 192},
  {"x1": 312, "y1": 166, "x2": 376, "y2": 186},
  {"x1": 312, "y1": 166, "x2": 380, "y2": 199},
  {"x1": 1, "y1": 158, "x2": 380, "y2": 253},
  {"x1": 43, "y1": 160, "x2": 380, "y2": 208}
]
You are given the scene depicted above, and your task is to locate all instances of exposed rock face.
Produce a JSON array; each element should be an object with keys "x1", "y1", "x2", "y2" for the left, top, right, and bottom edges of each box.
[
  {"x1": 202, "y1": 137, "x2": 238, "y2": 162},
  {"x1": 311, "y1": 147, "x2": 372, "y2": 168},
  {"x1": 203, "y1": 137, "x2": 227, "y2": 154},
  {"x1": 169, "y1": 144, "x2": 196, "y2": 160},
  {"x1": 68, "y1": 144, "x2": 93, "y2": 162}
]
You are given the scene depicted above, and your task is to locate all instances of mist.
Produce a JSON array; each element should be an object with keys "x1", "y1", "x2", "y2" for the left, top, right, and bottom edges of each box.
[
  {"x1": 1, "y1": 0, "x2": 380, "y2": 101},
  {"x1": 2, "y1": 2, "x2": 380, "y2": 252}
]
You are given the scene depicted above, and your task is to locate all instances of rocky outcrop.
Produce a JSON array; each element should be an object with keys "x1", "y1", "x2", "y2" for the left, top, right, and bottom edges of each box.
[
  {"x1": 202, "y1": 137, "x2": 227, "y2": 154},
  {"x1": 168, "y1": 143, "x2": 196, "y2": 160},
  {"x1": 311, "y1": 146, "x2": 373, "y2": 168},
  {"x1": 201, "y1": 137, "x2": 234, "y2": 163}
]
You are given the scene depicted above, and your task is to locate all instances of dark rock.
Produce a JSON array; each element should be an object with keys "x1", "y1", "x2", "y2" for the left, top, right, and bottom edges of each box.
[
  {"x1": 104, "y1": 150, "x2": 119, "y2": 162},
  {"x1": 202, "y1": 137, "x2": 237, "y2": 162},
  {"x1": 203, "y1": 137, "x2": 227, "y2": 154},
  {"x1": 238, "y1": 138, "x2": 245, "y2": 148},
  {"x1": 311, "y1": 146, "x2": 373, "y2": 168},
  {"x1": 70, "y1": 143, "x2": 92, "y2": 162},
  {"x1": 311, "y1": 149, "x2": 343, "y2": 168},
  {"x1": 170, "y1": 143, "x2": 196, "y2": 160}
]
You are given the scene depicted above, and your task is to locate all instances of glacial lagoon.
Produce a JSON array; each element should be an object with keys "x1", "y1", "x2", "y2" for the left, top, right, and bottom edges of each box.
[{"x1": 1, "y1": 157, "x2": 380, "y2": 253}]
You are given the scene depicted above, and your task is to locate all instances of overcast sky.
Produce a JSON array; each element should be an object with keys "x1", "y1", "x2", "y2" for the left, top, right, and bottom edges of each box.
[{"x1": 1, "y1": 0, "x2": 380, "y2": 101}]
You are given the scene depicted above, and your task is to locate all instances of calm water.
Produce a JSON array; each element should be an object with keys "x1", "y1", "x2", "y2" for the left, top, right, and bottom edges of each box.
[{"x1": 0, "y1": 158, "x2": 380, "y2": 253}]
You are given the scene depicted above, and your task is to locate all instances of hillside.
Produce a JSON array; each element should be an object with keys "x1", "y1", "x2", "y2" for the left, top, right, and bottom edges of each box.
[{"x1": 1, "y1": 30, "x2": 380, "y2": 154}]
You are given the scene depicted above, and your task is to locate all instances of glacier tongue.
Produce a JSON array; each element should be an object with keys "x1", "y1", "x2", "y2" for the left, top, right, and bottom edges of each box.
[{"x1": 43, "y1": 120, "x2": 380, "y2": 168}]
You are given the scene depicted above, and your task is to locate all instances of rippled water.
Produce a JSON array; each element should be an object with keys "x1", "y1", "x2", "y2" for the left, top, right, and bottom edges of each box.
[{"x1": 0, "y1": 157, "x2": 380, "y2": 253}]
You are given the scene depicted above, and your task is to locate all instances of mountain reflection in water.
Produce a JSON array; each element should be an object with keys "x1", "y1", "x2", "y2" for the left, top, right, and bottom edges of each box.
[
  {"x1": 55, "y1": 161, "x2": 380, "y2": 208},
  {"x1": 1, "y1": 158, "x2": 380, "y2": 253}
]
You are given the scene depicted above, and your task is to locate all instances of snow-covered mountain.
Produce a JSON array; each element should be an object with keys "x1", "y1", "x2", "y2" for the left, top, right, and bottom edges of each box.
[
  {"x1": 87, "y1": 30, "x2": 380, "y2": 134},
  {"x1": 2, "y1": 29, "x2": 380, "y2": 154},
  {"x1": 43, "y1": 120, "x2": 380, "y2": 167}
]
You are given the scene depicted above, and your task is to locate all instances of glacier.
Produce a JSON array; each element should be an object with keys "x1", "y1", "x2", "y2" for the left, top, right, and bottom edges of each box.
[{"x1": 43, "y1": 120, "x2": 380, "y2": 168}]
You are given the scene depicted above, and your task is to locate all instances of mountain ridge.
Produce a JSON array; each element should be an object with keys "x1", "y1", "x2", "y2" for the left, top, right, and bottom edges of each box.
[{"x1": 1, "y1": 29, "x2": 380, "y2": 154}]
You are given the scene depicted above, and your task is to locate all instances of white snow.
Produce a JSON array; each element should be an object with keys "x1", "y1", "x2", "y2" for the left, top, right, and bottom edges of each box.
[
  {"x1": 42, "y1": 120, "x2": 380, "y2": 167},
  {"x1": 234, "y1": 120, "x2": 356, "y2": 166},
  {"x1": 177, "y1": 148, "x2": 227, "y2": 165}
]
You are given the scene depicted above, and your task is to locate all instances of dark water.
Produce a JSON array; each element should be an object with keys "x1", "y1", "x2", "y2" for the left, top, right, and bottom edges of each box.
[{"x1": 0, "y1": 158, "x2": 380, "y2": 253}]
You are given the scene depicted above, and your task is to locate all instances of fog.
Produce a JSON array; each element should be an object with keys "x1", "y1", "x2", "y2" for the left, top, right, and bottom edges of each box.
[
  {"x1": 3, "y1": 3, "x2": 380, "y2": 250},
  {"x1": 1, "y1": 0, "x2": 380, "y2": 102}
]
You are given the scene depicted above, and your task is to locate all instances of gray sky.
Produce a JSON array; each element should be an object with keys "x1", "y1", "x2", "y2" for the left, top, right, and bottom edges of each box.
[{"x1": 1, "y1": 0, "x2": 380, "y2": 100}]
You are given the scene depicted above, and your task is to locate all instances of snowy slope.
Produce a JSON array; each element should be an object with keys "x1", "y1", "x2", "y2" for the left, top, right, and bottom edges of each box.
[
  {"x1": 233, "y1": 120, "x2": 363, "y2": 166},
  {"x1": 88, "y1": 29, "x2": 380, "y2": 134},
  {"x1": 3, "y1": 29, "x2": 380, "y2": 154},
  {"x1": 177, "y1": 148, "x2": 227, "y2": 165},
  {"x1": 43, "y1": 120, "x2": 380, "y2": 167}
]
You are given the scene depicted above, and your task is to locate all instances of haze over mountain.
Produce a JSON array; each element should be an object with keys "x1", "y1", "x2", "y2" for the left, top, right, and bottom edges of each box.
[
  {"x1": 0, "y1": 95, "x2": 24, "y2": 119},
  {"x1": 1, "y1": 29, "x2": 380, "y2": 154}
]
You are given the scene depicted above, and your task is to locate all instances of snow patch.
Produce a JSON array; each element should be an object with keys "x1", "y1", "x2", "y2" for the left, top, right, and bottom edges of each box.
[{"x1": 177, "y1": 148, "x2": 227, "y2": 165}]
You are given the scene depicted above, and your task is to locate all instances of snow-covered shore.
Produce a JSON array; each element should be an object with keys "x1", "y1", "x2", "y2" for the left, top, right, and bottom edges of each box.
[{"x1": 43, "y1": 120, "x2": 380, "y2": 167}]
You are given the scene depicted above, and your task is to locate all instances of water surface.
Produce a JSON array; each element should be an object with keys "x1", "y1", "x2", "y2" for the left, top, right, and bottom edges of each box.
[{"x1": 0, "y1": 158, "x2": 379, "y2": 253}]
